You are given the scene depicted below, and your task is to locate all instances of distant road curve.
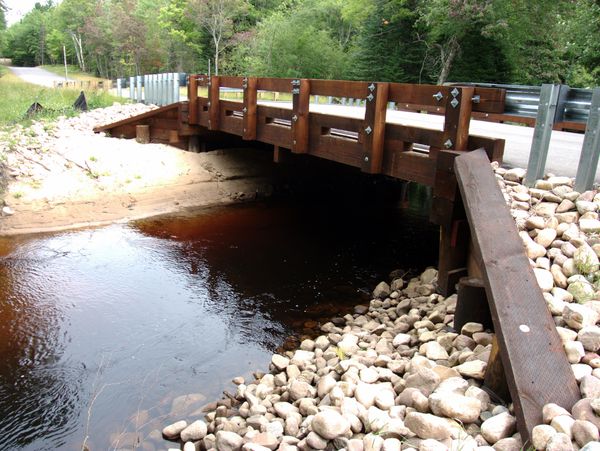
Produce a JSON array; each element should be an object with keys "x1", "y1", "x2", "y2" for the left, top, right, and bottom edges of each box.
[{"x1": 8, "y1": 66, "x2": 73, "y2": 87}]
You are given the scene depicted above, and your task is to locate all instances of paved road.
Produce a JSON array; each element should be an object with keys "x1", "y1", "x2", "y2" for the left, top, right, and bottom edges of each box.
[
  {"x1": 9, "y1": 66, "x2": 73, "y2": 87},
  {"x1": 258, "y1": 101, "x2": 591, "y2": 180}
]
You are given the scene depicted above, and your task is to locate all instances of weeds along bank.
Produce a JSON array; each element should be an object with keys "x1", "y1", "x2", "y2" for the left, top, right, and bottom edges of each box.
[{"x1": 0, "y1": 66, "x2": 123, "y2": 213}]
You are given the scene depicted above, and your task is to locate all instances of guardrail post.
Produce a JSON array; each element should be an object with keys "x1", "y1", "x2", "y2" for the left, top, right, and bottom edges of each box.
[
  {"x1": 161, "y1": 74, "x2": 167, "y2": 106},
  {"x1": 129, "y1": 76, "x2": 134, "y2": 101},
  {"x1": 136, "y1": 75, "x2": 143, "y2": 102},
  {"x1": 575, "y1": 87, "x2": 600, "y2": 191},
  {"x1": 291, "y1": 79, "x2": 310, "y2": 153},
  {"x1": 243, "y1": 76, "x2": 257, "y2": 140},
  {"x1": 149, "y1": 74, "x2": 155, "y2": 104},
  {"x1": 117, "y1": 78, "x2": 122, "y2": 98},
  {"x1": 362, "y1": 82, "x2": 389, "y2": 174},
  {"x1": 208, "y1": 75, "x2": 220, "y2": 130},
  {"x1": 173, "y1": 73, "x2": 181, "y2": 103},
  {"x1": 524, "y1": 84, "x2": 562, "y2": 186}
]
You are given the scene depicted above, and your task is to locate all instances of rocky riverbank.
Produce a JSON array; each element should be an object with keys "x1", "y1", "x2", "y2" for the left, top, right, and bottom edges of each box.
[
  {"x1": 0, "y1": 103, "x2": 276, "y2": 235},
  {"x1": 159, "y1": 164, "x2": 600, "y2": 451}
]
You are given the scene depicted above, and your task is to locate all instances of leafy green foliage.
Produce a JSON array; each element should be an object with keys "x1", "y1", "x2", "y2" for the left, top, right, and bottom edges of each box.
[{"x1": 1, "y1": 0, "x2": 599, "y2": 87}]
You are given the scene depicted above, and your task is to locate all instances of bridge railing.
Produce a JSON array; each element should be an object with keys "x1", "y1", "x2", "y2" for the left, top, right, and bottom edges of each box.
[{"x1": 187, "y1": 74, "x2": 504, "y2": 180}]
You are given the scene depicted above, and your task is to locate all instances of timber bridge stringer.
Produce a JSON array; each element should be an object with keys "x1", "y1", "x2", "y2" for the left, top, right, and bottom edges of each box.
[{"x1": 95, "y1": 75, "x2": 581, "y2": 443}]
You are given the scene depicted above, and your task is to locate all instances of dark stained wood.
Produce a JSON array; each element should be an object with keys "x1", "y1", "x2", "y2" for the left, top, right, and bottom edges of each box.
[
  {"x1": 467, "y1": 135, "x2": 505, "y2": 163},
  {"x1": 136, "y1": 125, "x2": 150, "y2": 144},
  {"x1": 381, "y1": 150, "x2": 436, "y2": 186},
  {"x1": 243, "y1": 77, "x2": 258, "y2": 140},
  {"x1": 93, "y1": 103, "x2": 180, "y2": 133},
  {"x1": 454, "y1": 277, "x2": 493, "y2": 331},
  {"x1": 455, "y1": 148, "x2": 580, "y2": 442},
  {"x1": 292, "y1": 79, "x2": 310, "y2": 153},
  {"x1": 389, "y1": 84, "x2": 450, "y2": 108},
  {"x1": 256, "y1": 78, "x2": 294, "y2": 93},
  {"x1": 385, "y1": 124, "x2": 444, "y2": 149},
  {"x1": 485, "y1": 335, "x2": 511, "y2": 402},
  {"x1": 443, "y1": 86, "x2": 474, "y2": 151},
  {"x1": 310, "y1": 79, "x2": 368, "y2": 99},
  {"x1": 362, "y1": 82, "x2": 389, "y2": 173},
  {"x1": 188, "y1": 76, "x2": 199, "y2": 125},
  {"x1": 219, "y1": 76, "x2": 244, "y2": 89},
  {"x1": 472, "y1": 87, "x2": 506, "y2": 114},
  {"x1": 209, "y1": 76, "x2": 220, "y2": 130}
]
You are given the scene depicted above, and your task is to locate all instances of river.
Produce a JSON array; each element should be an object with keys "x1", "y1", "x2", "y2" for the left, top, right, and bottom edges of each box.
[{"x1": 0, "y1": 185, "x2": 438, "y2": 450}]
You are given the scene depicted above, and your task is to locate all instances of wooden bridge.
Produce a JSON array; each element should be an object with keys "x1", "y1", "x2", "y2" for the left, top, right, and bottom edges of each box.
[{"x1": 95, "y1": 75, "x2": 581, "y2": 444}]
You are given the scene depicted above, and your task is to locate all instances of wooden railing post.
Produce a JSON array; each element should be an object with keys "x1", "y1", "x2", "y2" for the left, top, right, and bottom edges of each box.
[
  {"x1": 362, "y1": 82, "x2": 389, "y2": 174},
  {"x1": 188, "y1": 75, "x2": 199, "y2": 125},
  {"x1": 243, "y1": 76, "x2": 257, "y2": 140},
  {"x1": 208, "y1": 75, "x2": 220, "y2": 131},
  {"x1": 291, "y1": 78, "x2": 310, "y2": 153},
  {"x1": 442, "y1": 86, "x2": 474, "y2": 151}
]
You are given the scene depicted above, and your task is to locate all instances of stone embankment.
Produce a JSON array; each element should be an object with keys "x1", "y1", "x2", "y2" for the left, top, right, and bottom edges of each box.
[{"x1": 162, "y1": 164, "x2": 600, "y2": 451}]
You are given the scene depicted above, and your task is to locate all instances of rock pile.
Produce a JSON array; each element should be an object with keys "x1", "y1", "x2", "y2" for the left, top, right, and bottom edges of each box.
[{"x1": 162, "y1": 164, "x2": 600, "y2": 451}]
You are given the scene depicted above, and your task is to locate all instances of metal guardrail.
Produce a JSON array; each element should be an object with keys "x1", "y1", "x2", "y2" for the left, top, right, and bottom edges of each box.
[
  {"x1": 452, "y1": 82, "x2": 594, "y2": 124},
  {"x1": 116, "y1": 72, "x2": 187, "y2": 106}
]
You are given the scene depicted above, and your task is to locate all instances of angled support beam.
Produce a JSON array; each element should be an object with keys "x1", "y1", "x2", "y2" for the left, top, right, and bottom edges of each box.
[{"x1": 455, "y1": 148, "x2": 580, "y2": 443}]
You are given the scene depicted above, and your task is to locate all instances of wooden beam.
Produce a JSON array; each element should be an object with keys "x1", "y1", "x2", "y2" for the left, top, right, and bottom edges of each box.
[
  {"x1": 292, "y1": 79, "x2": 310, "y2": 153},
  {"x1": 455, "y1": 148, "x2": 580, "y2": 442},
  {"x1": 362, "y1": 82, "x2": 389, "y2": 174},
  {"x1": 208, "y1": 75, "x2": 220, "y2": 130},
  {"x1": 443, "y1": 86, "x2": 474, "y2": 151},
  {"x1": 188, "y1": 76, "x2": 199, "y2": 125},
  {"x1": 243, "y1": 77, "x2": 257, "y2": 141},
  {"x1": 136, "y1": 125, "x2": 150, "y2": 144}
]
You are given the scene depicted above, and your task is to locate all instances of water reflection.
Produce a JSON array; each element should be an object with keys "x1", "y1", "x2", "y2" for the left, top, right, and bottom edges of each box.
[{"x1": 0, "y1": 184, "x2": 437, "y2": 450}]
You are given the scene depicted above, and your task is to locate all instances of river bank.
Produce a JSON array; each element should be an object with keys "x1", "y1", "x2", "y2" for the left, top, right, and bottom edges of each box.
[
  {"x1": 0, "y1": 103, "x2": 275, "y2": 236},
  {"x1": 159, "y1": 166, "x2": 600, "y2": 451}
]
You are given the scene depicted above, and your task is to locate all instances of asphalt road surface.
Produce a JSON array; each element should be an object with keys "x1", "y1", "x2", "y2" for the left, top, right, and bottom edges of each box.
[{"x1": 9, "y1": 66, "x2": 73, "y2": 87}]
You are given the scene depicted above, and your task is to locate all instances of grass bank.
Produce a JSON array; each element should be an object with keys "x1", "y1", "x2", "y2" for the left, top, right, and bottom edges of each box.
[
  {"x1": 40, "y1": 65, "x2": 109, "y2": 84},
  {"x1": 0, "y1": 68, "x2": 123, "y2": 127}
]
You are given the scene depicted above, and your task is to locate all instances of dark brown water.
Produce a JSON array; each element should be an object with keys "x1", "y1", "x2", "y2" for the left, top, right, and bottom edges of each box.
[{"x1": 0, "y1": 186, "x2": 437, "y2": 451}]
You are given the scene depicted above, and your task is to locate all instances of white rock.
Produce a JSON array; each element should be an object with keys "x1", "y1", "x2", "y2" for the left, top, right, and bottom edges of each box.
[
  {"x1": 551, "y1": 414, "x2": 576, "y2": 439},
  {"x1": 393, "y1": 333, "x2": 411, "y2": 347},
  {"x1": 163, "y1": 420, "x2": 188, "y2": 439},
  {"x1": 480, "y1": 412, "x2": 516, "y2": 444},
  {"x1": 533, "y1": 268, "x2": 554, "y2": 292},
  {"x1": 581, "y1": 219, "x2": 600, "y2": 233},
  {"x1": 565, "y1": 340, "x2": 585, "y2": 363},
  {"x1": 311, "y1": 411, "x2": 350, "y2": 440},
  {"x1": 532, "y1": 424, "x2": 558, "y2": 450},
  {"x1": 519, "y1": 231, "x2": 547, "y2": 259},
  {"x1": 454, "y1": 360, "x2": 487, "y2": 380},
  {"x1": 428, "y1": 392, "x2": 482, "y2": 423},
  {"x1": 546, "y1": 432, "x2": 575, "y2": 451},
  {"x1": 181, "y1": 420, "x2": 208, "y2": 442},
  {"x1": 579, "y1": 326, "x2": 600, "y2": 352},
  {"x1": 536, "y1": 228, "x2": 558, "y2": 248},
  {"x1": 504, "y1": 168, "x2": 526, "y2": 182},
  {"x1": 272, "y1": 354, "x2": 290, "y2": 371},
  {"x1": 404, "y1": 412, "x2": 453, "y2": 440},
  {"x1": 564, "y1": 303, "x2": 599, "y2": 330},
  {"x1": 216, "y1": 431, "x2": 244, "y2": 451},
  {"x1": 421, "y1": 342, "x2": 450, "y2": 360}
]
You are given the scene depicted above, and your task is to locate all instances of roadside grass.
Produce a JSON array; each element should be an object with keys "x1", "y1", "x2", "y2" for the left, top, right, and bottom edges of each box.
[
  {"x1": 41, "y1": 65, "x2": 109, "y2": 84},
  {"x1": 0, "y1": 69, "x2": 123, "y2": 127}
]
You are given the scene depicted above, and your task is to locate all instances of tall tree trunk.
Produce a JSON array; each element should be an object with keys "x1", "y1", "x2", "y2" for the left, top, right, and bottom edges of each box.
[{"x1": 436, "y1": 36, "x2": 459, "y2": 85}]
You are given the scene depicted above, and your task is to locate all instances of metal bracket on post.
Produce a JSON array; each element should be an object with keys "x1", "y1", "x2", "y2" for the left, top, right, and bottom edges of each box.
[
  {"x1": 575, "y1": 88, "x2": 600, "y2": 192},
  {"x1": 524, "y1": 84, "x2": 563, "y2": 187}
]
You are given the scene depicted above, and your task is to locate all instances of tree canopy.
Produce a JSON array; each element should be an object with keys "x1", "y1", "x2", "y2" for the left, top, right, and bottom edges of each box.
[{"x1": 0, "y1": 0, "x2": 598, "y2": 87}]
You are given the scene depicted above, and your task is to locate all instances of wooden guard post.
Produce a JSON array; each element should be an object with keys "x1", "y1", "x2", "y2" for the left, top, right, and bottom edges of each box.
[
  {"x1": 208, "y1": 75, "x2": 220, "y2": 130},
  {"x1": 454, "y1": 149, "x2": 580, "y2": 442},
  {"x1": 291, "y1": 79, "x2": 310, "y2": 153},
  {"x1": 243, "y1": 77, "x2": 257, "y2": 141},
  {"x1": 188, "y1": 75, "x2": 199, "y2": 125},
  {"x1": 362, "y1": 82, "x2": 389, "y2": 174}
]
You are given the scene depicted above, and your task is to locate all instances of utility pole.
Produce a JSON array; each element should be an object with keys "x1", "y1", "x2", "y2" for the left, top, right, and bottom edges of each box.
[{"x1": 63, "y1": 45, "x2": 68, "y2": 82}]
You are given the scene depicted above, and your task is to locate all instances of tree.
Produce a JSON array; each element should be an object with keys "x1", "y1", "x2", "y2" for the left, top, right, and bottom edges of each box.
[
  {"x1": 159, "y1": 0, "x2": 204, "y2": 72},
  {"x1": 188, "y1": 0, "x2": 249, "y2": 75},
  {"x1": 418, "y1": 0, "x2": 505, "y2": 84},
  {"x1": 242, "y1": 9, "x2": 348, "y2": 78},
  {"x1": 352, "y1": 0, "x2": 427, "y2": 82}
]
